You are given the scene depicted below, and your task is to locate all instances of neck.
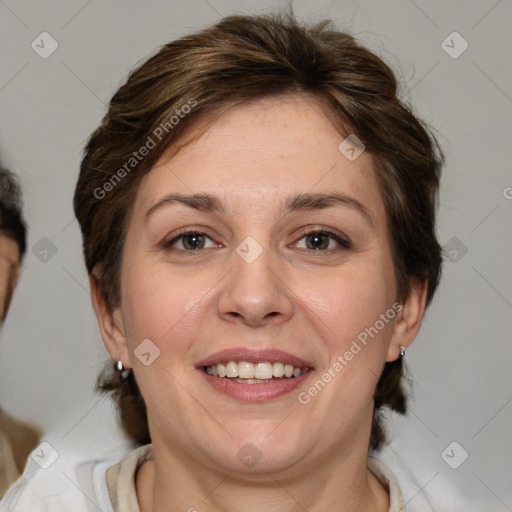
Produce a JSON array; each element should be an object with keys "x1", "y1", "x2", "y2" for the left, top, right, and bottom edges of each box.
[{"x1": 137, "y1": 438, "x2": 389, "y2": 512}]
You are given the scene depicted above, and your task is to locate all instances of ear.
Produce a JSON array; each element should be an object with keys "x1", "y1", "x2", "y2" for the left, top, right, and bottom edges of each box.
[
  {"x1": 386, "y1": 279, "x2": 428, "y2": 362},
  {"x1": 89, "y1": 265, "x2": 130, "y2": 369}
]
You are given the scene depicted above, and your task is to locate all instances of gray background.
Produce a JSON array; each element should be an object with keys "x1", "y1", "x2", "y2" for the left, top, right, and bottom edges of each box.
[{"x1": 0, "y1": 0, "x2": 511, "y2": 510}]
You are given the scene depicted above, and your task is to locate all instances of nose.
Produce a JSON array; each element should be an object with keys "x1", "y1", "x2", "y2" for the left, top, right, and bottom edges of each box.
[{"x1": 217, "y1": 245, "x2": 294, "y2": 328}]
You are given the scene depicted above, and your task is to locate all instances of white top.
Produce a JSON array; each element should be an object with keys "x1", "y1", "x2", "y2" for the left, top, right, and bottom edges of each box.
[{"x1": 0, "y1": 444, "x2": 412, "y2": 512}]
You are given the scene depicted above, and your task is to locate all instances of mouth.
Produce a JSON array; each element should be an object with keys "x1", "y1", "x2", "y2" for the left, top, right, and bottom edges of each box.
[
  {"x1": 196, "y1": 348, "x2": 314, "y2": 402},
  {"x1": 203, "y1": 361, "x2": 311, "y2": 383}
]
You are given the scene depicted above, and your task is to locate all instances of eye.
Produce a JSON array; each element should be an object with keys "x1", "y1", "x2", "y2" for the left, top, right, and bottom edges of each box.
[
  {"x1": 295, "y1": 229, "x2": 351, "y2": 251},
  {"x1": 163, "y1": 231, "x2": 219, "y2": 251}
]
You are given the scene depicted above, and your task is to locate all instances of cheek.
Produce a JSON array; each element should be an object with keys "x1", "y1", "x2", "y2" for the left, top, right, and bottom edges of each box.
[
  {"x1": 119, "y1": 255, "x2": 216, "y2": 354},
  {"x1": 296, "y1": 271, "x2": 397, "y2": 415},
  {"x1": 299, "y1": 262, "x2": 395, "y2": 346}
]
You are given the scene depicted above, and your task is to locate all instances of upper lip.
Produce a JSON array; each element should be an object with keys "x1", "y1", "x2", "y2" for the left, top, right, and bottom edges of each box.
[{"x1": 196, "y1": 348, "x2": 314, "y2": 369}]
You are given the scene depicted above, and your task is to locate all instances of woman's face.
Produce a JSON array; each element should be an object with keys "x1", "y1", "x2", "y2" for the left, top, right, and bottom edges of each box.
[{"x1": 110, "y1": 95, "x2": 408, "y2": 473}]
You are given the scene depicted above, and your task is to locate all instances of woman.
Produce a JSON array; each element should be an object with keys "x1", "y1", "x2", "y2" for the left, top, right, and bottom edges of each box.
[{"x1": 3, "y1": 12, "x2": 443, "y2": 511}]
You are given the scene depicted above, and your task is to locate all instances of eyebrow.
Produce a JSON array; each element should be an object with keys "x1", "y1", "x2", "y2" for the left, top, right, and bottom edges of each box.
[
  {"x1": 283, "y1": 192, "x2": 373, "y2": 227},
  {"x1": 145, "y1": 193, "x2": 225, "y2": 219},
  {"x1": 145, "y1": 192, "x2": 373, "y2": 227}
]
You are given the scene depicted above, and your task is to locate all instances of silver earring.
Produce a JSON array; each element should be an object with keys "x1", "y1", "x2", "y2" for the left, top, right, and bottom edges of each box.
[
  {"x1": 115, "y1": 360, "x2": 130, "y2": 379},
  {"x1": 399, "y1": 346, "x2": 405, "y2": 357}
]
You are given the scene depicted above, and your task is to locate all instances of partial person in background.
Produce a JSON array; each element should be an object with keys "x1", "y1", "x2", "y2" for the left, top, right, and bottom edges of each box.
[{"x1": 0, "y1": 166, "x2": 39, "y2": 496}]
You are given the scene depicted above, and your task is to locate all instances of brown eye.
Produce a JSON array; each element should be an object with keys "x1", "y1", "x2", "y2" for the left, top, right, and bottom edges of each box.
[
  {"x1": 181, "y1": 233, "x2": 206, "y2": 250},
  {"x1": 305, "y1": 233, "x2": 330, "y2": 250},
  {"x1": 296, "y1": 230, "x2": 351, "y2": 251}
]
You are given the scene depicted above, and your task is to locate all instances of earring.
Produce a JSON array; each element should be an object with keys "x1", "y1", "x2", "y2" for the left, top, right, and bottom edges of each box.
[
  {"x1": 115, "y1": 360, "x2": 130, "y2": 379},
  {"x1": 399, "y1": 346, "x2": 405, "y2": 358}
]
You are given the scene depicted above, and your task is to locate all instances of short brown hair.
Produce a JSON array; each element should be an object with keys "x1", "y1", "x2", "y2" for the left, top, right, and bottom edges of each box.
[{"x1": 74, "y1": 13, "x2": 443, "y2": 450}]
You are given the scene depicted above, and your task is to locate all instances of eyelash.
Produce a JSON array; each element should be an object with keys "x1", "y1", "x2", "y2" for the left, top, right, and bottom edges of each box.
[
  {"x1": 161, "y1": 228, "x2": 219, "y2": 252},
  {"x1": 295, "y1": 226, "x2": 352, "y2": 251},
  {"x1": 161, "y1": 227, "x2": 351, "y2": 253}
]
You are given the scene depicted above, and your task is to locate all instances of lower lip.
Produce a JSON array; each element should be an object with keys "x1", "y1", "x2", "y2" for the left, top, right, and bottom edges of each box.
[{"x1": 199, "y1": 370, "x2": 313, "y2": 402}]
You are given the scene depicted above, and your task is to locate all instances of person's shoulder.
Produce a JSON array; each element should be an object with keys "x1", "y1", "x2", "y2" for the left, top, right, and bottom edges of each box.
[
  {"x1": 0, "y1": 429, "x2": 20, "y2": 498},
  {"x1": 372, "y1": 441, "x2": 472, "y2": 512},
  {"x1": 0, "y1": 410, "x2": 40, "y2": 473},
  {"x1": 0, "y1": 441, "x2": 130, "y2": 512}
]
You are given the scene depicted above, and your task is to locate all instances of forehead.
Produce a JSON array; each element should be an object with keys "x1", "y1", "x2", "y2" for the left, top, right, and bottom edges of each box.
[{"x1": 135, "y1": 95, "x2": 385, "y2": 220}]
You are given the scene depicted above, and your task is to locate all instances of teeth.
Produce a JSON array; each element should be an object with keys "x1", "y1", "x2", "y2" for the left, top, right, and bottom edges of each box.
[
  {"x1": 238, "y1": 362, "x2": 254, "y2": 379},
  {"x1": 225, "y1": 361, "x2": 239, "y2": 378},
  {"x1": 272, "y1": 362, "x2": 285, "y2": 377},
  {"x1": 204, "y1": 361, "x2": 309, "y2": 380},
  {"x1": 233, "y1": 378, "x2": 275, "y2": 384},
  {"x1": 255, "y1": 362, "x2": 273, "y2": 379}
]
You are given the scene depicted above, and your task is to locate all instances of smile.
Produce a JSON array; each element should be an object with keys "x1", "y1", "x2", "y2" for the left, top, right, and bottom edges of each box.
[
  {"x1": 197, "y1": 348, "x2": 314, "y2": 401},
  {"x1": 204, "y1": 361, "x2": 311, "y2": 382}
]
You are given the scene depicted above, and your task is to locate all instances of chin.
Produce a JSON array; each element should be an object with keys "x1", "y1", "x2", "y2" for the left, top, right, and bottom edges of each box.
[{"x1": 207, "y1": 428, "x2": 314, "y2": 476}]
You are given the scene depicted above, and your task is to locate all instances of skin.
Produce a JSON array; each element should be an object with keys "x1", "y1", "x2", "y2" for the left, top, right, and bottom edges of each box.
[
  {"x1": 0, "y1": 235, "x2": 21, "y2": 323},
  {"x1": 0, "y1": 234, "x2": 41, "y2": 483},
  {"x1": 91, "y1": 94, "x2": 427, "y2": 512}
]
